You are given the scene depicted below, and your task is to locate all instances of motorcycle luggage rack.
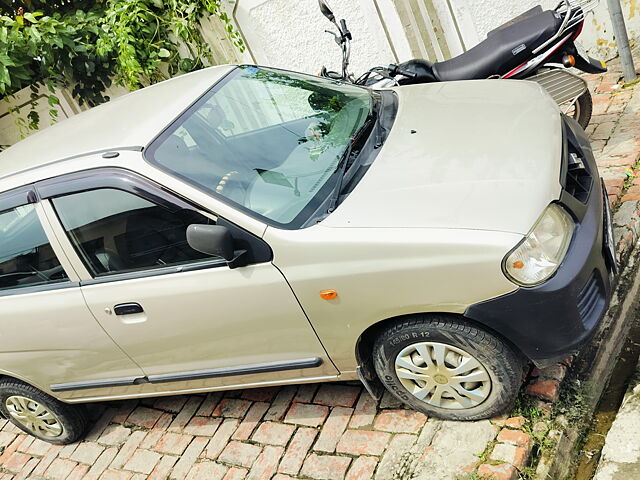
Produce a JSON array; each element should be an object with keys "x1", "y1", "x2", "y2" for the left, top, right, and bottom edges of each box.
[{"x1": 533, "y1": 0, "x2": 598, "y2": 55}]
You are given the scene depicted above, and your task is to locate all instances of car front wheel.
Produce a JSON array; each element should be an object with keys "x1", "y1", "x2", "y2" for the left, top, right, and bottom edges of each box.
[
  {"x1": 373, "y1": 315, "x2": 523, "y2": 421},
  {"x1": 0, "y1": 379, "x2": 88, "y2": 444}
]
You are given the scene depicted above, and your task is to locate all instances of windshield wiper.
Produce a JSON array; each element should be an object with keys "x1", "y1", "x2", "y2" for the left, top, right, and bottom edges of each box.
[{"x1": 326, "y1": 111, "x2": 377, "y2": 213}]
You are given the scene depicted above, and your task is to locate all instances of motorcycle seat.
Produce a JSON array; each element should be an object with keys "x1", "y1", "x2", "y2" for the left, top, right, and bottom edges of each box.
[{"x1": 432, "y1": 9, "x2": 563, "y2": 82}]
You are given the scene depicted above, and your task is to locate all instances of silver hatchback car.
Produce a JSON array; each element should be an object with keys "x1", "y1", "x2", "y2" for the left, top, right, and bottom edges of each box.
[{"x1": 0, "y1": 65, "x2": 614, "y2": 444}]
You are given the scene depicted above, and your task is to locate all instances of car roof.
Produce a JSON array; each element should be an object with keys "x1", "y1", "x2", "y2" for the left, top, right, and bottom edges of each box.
[{"x1": 0, "y1": 65, "x2": 235, "y2": 182}]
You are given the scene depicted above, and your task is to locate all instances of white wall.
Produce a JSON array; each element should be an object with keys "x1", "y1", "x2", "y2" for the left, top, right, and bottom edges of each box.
[{"x1": 233, "y1": 0, "x2": 399, "y2": 76}]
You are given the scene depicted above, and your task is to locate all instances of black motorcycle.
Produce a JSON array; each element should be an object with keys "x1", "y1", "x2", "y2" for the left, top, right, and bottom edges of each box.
[{"x1": 319, "y1": 0, "x2": 607, "y2": 128}]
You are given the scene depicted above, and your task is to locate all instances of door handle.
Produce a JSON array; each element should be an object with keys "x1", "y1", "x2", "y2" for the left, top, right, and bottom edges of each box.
[{"x1": 114, "y1": 303, "x2": 144, "y2": 316}]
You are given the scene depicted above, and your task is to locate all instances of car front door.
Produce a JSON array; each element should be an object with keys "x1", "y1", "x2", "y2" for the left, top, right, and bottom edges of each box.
[
  {"x1": 36, "y1": 169, "x2": 338, "y2": 396},
  {"x1": 0, "y1": 186, "x2": 146, "y2": 396}
]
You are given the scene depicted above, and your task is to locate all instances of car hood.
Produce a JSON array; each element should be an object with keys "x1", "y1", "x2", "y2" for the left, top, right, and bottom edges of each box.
[{"x1": 321, "y1": 80, "x2": 563, "y2": 235}]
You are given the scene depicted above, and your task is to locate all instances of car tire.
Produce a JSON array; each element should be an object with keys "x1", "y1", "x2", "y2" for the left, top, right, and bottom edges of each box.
[
  {"x1": 0, "y1": 379, "x2": 88, "y2": 444},
  {"x1": 373, "y1": 315, "x2": 523, "y2": 421}
]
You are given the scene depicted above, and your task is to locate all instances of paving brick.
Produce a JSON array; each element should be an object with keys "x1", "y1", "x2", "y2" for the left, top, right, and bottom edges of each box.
[
  {"x1": 71, "y1": 442, "x2": 106, "y2": 464},
  {"x1": 126, "y1": 407, "x2": 164, "y2": 429},
  {"x1": 526, "y1": 379, "x2": 560, "y2": 402},
  {"x1": 336, "y1": 429, "x2": 391, "y2": 456},
  {"x1": 85, "y1": 408, "x2": 118, "y2": 442},
  {"x1": 264, "y1": 386, "x2": 297, "y2": 421},
  {"x1": 45, "y1": 458, "x2": 78, "y2": 480},
  {"x1": 23, "y1": 444, "x2": 63, "y2": 478},
  {"x1": 505, "y1": 417, "x2": 527, "y2": 429},
  {"x1": 67, "y1": 464, "x2": 91, "y2": 480},
  {"x1": 99, "y1": 425, "x2": 133, "y2": 446},
  {"x1": 110, "y1": 430, "x2": 147, "y2": 470},
  {"x1": 124, "y1": 449, "x2": 162, "y2": 474},
  {"x1": 169, "y1": 397, "x2": 203, "y2": 432},
  {"x1": 64, "y1": 446, "x2": 105, "y2": 480},
  {"x1": 252, "y1": 421, "x2": 295, "y2": 446},
  {"x1": 14, "y1": 457, "x2": 39, "y2": 480},
  {"x1": 99, "y1": 469, "x2": 134, "y2": 480},
  {"x1": 3, "y1": 452, "x2": 31, "y2": 474},
  {"x1": 153, "y1": 396, "x2": 188, "y2": 413},
  {"x1": 141, "y1": 413, "x2": 175, "y2": 449},
  {"x1": 300, "y1": 453, "x2": 351, "y2": 480},
  {"x1": 313, "y1": 406, "x2": 353, "y2": 452},
  {"x1": 497, "y1": 429, "x2": 533, "y2": 449},
  {"x1": 111, "y1": 401, "x2": 139, "y2": 424},
  {"x1": 154, "y1": 432, "x2": 194, "y2": 455},
  {"x1": 490, "y1": 443, "x2": 530, "y2": 469},
  {"x1": 25, "y1": 438, "x2": 51, "y2": 456},
  {"x1": 233, "y1": 402, "x2": 270, "y2": 440},
  {"x1": 477, "y1": 462, "x2": 519, "y2": 480},
  {"x1": 222, "y1": 467, "x2": 248, "y2": 480},
  {"x1": 345, "y1": 455, "x2": 378, "y2": 480},
  {"x1": 374, "y1": 409, "x2": 427, "y2": 433},
  {"x1": 349, "y1": 392, "x2": 378, "y2": 429},
  {"x1": 204, "y1": 418, "x2": 239, "y2": 460},
  {"x1": 218, "y1": 441, "x2": 261, "y2": 468},
  {"x1": 0, "y1": 432, "x2": 16, "y2": 449},
  {"x1": 147, "y1": 454, "x2": 178, "y2": 480},
  {"x1": 184, "y1": 416, "x2": 222, "y2": 437},
  {"x1": 278, "y1": 427, "x2": 317, "y2": 475},
  {"x1": 375, "y1": 433, "x2": 418, "y2": 480},
  {"x1": 185, "y1": 461, "x2": 227, "y2": 480},
  {"x1": 246, "y1": 445, "x2": 284, "y2": 480},
  {"x1": 293, "y1": 384, "x2": 318, "y2": 403},
  {"x1": 241, "y1": 388, "x2": 279, "y2": 403},
  {"x1": 170, "y1": 436, "x2": 209, "y2": 480},
  {"x1": 284, "y1": 402, "x2": 329, "y2": 428},
  {"x1": 314, "y1": 384, "x2": 361, "y2": 407},
  {"x1": 212, "y1": 399, "x2": 252, "y2": 419},
  {"x1": 196, "y1": 393, "x2": 223, "y2": 417}
]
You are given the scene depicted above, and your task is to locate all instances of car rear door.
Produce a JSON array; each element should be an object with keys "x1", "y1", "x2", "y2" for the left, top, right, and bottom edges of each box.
[
  {"x1": 35, "y1": 169, "x2": 338, "y2": 395},
  {"x1": 0, "y1": 186, "x2": 146, "y2": 398}
]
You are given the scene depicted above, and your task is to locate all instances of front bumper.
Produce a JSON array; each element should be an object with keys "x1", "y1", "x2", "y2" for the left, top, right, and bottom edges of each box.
[{"x1": 465, "y1": 116, "x2": 615, "y2": 367}]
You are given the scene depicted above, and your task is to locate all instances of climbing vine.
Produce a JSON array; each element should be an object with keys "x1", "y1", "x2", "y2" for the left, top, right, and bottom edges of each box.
[{"x1": 0, "y1": 0, "x2": 243, "y2": 113}]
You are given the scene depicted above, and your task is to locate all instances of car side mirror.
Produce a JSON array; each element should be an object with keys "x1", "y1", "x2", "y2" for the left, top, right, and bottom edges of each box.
[
  {"x1": 318, "y1": 0, "x2": 335, "y2": 21},
  {"x1": 186, "y1": 224, "x2": 235, "y2": 261}
]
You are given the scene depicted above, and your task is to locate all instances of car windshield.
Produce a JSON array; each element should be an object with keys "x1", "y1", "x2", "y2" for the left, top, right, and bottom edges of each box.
[{"x1": 147, "y1": 66, "x2": 373, "y2": 228}]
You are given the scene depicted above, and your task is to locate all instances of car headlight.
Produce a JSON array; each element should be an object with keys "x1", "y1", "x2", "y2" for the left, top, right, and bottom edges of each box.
[{"x1": 503, "y1": 203, "x2": 574, "y2": 287}]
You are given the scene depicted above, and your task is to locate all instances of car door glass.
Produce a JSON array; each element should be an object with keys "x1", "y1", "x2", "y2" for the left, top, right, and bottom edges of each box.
[
  {"x1": 0, "y1": 203, "x2": 69, "y2": 290},
  {"x1": 51, "y1": 188, "x2": 216, "y2": 276}
]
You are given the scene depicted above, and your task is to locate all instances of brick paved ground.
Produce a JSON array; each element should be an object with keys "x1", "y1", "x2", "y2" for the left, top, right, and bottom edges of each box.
[{"x1": 1, "y1": 58, "x2": 640, "y2": 480}]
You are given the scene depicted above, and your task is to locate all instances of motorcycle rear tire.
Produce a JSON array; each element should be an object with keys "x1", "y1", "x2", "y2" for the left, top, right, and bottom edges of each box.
[{"x1": 572, "y1": 90, "x2": 593, "y2": 130}]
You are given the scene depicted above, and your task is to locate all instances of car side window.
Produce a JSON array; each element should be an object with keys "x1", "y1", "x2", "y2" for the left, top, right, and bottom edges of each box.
[
  {"x1": 0, "y1": 203, "x2": 69, "y2": 291},
  {"x1": 51, "y1": 188, "x2": 216, "y2": 277}
]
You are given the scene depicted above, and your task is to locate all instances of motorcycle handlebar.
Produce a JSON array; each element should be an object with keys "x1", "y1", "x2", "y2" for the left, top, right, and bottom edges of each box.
[
  {"x1": 339, "y1": 19, "x2": 352, "y2": 40},
  {"x1": 387, "y1": 64, "x2": 417, "y2": 79}
]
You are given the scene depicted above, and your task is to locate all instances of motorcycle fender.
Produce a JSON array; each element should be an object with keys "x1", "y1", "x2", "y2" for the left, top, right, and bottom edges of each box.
[{"x1": 574, "y1": 53, "x2": 608, "y2": 74}]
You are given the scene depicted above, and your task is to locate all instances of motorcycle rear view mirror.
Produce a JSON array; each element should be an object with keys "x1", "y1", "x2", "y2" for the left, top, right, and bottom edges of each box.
[{"x1": 318, "y1": 0, "x2": 335, "y2": 22}]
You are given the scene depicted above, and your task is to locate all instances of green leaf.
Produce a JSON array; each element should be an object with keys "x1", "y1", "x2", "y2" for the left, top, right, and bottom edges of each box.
[{"x1": 158, "y1": 48, "x2": 170, "y2": 58}]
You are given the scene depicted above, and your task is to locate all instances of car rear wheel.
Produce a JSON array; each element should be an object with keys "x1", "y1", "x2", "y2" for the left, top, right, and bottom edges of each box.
[
  {"x1": 373, "y1": 315, "x2": 523, "y2": 421},
  {"x1": 0, "y1": 379, "x2": 88, "y2": 444}
]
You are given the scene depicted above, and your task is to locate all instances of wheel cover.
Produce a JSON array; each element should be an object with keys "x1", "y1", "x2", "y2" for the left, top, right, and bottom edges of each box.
[
  {"x1": 394, "y1": 342, "x2": 492, "y2": 410},
  {"x1": 5, "y1": 396, "x2": 63, "y2": 438}
]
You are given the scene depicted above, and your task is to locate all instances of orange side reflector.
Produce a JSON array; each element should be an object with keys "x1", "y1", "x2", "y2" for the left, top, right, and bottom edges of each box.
[
  {"x1": 320, "y1": 289, "x2": 338, "y2": 300},
  {"x1": 513, "y1": 261, "x2": 524, "y2": 269}
]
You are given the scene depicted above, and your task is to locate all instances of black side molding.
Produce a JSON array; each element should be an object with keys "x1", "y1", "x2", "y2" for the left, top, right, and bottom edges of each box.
[
  {"x1": 50, "y1": 358, "x2": 323, "y2": 392},
  {"x1": 50, "y1": 376, "x2": 145, "y2": 393},
  {"x1": 147, "y1": 358, "x2": 323, "y2": 384}
]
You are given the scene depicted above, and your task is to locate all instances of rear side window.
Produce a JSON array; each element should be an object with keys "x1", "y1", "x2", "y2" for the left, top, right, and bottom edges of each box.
[
  {"x1": 51, "y1": 188, "x2": 216, "y2": 276},
  {"x1": 0, "y1": 204, "x2": 69, "y2": 291}
]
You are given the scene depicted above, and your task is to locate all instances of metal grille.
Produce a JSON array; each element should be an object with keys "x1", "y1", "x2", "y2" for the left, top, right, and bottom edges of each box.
[
  {"x1": 577, "y1": 271, "x2": 605, "y2": 329},
  {"x1": 526, "y1": 69, "x2": 588, "y2": 108}
]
